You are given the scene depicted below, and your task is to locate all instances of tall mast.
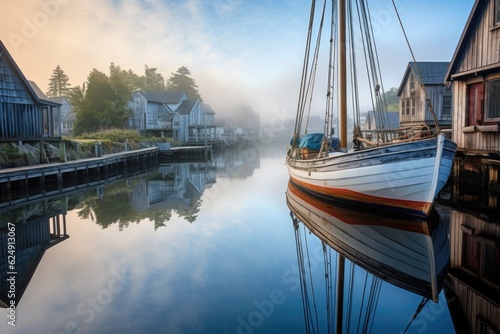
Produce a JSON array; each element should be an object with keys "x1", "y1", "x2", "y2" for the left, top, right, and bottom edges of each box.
[{"x1": 339, "y1": 0, "x2": 347, "y2": 149}]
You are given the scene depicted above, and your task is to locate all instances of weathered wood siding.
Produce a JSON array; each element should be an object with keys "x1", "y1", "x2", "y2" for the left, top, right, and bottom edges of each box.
[
  {"x1": 456, "y1": 1, "x2": 500, "y2": 73},
  {"x1": 447, "y1": 208, "x2": 500, "y2": 333},
  {"x1": 451, "y1": 0, "x2": 500, "y2": 152},
  {"x1": 0, "y1": 56, "x2": 42, "y2": 139},
  {"x1": 400, "y1": 77, "x2": 451, "y2": 128}
]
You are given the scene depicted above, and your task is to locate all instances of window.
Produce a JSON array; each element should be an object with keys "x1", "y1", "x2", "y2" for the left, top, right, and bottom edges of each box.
[
  {"x1": 461, "y1": 227, "x2": 479, "y2": 274},
  {"x1": 495, "y1": 0, "x2": 500, "y2": 26},
  {"x1": 466, "y1": 82, "x2": 484, "y2": 126},
  {"x1": 411, "y1": 97, "x2": 416, "y2": 116},
  {"x1": 482, "y1": 241, "x2": 500, "y2": 285},
  {"x1": 441, "y1": 95, "x2": 452, "y2": 116},
  {"x1": 409, "y1": 73, "x2": 415, "y2": 91},
  {"x1": 401, "y1": 99, "x2": 410, "y2": 116},
  {"x1": 486, "y1": 78, "x2": 500, "y2": 121}
]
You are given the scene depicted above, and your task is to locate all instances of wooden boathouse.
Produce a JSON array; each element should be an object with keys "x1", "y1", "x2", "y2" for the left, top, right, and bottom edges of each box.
[
  {"x1": 0, "y1": 40, "x2": 61, "y2": 147},
  {"x1": 445, "y1": 0, "x2": 500, "y2": 217}
]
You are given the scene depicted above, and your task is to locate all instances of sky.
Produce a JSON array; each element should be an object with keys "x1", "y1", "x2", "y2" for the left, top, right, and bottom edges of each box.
[{"x1": 0, "y1": 0, "x2": 475, "y2": 121}]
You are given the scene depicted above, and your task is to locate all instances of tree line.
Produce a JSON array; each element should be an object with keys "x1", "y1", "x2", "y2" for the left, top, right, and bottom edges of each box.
[{"x1": 46, "y1": 64, "x2": 202, "y2": 136}]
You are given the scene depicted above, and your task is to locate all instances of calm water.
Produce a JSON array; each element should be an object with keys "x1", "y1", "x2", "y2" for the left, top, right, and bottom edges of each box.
[{"x1": 0, "y1": 144, "x2": 461, "y2": 333}]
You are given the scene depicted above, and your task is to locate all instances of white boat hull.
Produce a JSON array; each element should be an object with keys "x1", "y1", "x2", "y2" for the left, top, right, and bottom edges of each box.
[
  {"x1": 286, "y1": 180, "x2": 450, "y2": 302},
  {"x1": 286, "y1": 134, "x2": 456, "y2": 217}
]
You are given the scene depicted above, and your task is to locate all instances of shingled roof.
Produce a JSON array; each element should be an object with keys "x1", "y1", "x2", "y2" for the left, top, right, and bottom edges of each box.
[
  {"x1": 397, "y1": 61, "x2": 450, "y2": 96},
  {"x1": 138, "y1": 90, "x2": 186, "y2": 104},
  {"x1": 176, "y1": 99, "x2": 198, "y2": 115}
]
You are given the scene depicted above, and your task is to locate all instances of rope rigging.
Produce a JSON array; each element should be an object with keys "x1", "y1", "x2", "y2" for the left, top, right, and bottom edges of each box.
[{"x1": 391, "y1": 0, "x2": 441, "y2": 134}]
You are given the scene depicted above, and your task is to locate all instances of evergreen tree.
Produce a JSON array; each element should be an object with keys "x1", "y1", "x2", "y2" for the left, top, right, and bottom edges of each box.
[
  {"x1": 46, "y1": 65, "x2": 71, "y2": 97},
  {"x1": 166, "y1": 66, "x2": 202, "y2": 100},
  {"x1": 143, "y1": 65, "x2": 165, "y2": 90}
]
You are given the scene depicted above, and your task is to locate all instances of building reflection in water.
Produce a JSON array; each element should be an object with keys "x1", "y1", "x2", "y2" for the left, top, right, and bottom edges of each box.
[
  {"x1": 0, "y1": 150, "x2": 261, "y2": 308},
  {"x1": 0, "y1": 198, "x2": 69, "y2": 308},
  {"x1": 442, "y1": 206, "x2": 500, "y2": 334}
]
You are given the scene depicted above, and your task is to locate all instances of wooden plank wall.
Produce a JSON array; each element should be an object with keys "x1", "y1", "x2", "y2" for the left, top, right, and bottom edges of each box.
[
  {"x1": 448, "y1": 209, "x2": 500, "y2": 333},
  {"x1": 457, "y1": 1, "x2": 500, "y2": 73},
  {"x1": 451, "y1": 1, "x2": 500, "y2": 152}
]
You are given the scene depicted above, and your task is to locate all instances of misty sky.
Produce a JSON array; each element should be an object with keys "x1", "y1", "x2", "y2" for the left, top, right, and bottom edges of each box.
[{"x1": 1, "y1": 0, "x2": 474, "y2": 121}]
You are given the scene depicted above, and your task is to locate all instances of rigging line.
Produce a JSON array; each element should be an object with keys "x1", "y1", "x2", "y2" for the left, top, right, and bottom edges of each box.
[
  {"x1": 345, "y1": 259, "x2": 356, "y2": 334},
  {"x1": 323, "y1": 0, "x2": 336, "y2": 138},
  {"x1": 322, "y1": 241, "x2": 333, "y2": 334},
  {"x1": 363, "y1": 0, "x2": 390, "y2": 135},
  {"x1": 367, "y1": 278, "x2": 382, "y2": 334},
  {"x1": 295, "y1": 0, "x2": 317, "y2": 136},
  {"x1": 292, "y1": 215, "x2": 314, "y2": 334},
  {"x1": 361, "y1": 277, "x2": 381, "y2": 334},
  {"x1": 347, "y1": 0, "x2": 362, "y2": 133},
  {"x1": 402, "y1": 297, "x2": 430, "y2": 334},
  {"x1": 304, "y1": 0, "x2": 328, "y2": 135},
  {"x1": 391, "y1": 0, "x2": 441, "y2": 134},
  {"x1": 354, "y1": 270, "x2": 369, "y2": 334},
  {"x1": 303, "y1": 225, "x2": 320, "y2": 333},
  {"x1": 364, "y1": 0, "x2": 391, "y2": 138}
]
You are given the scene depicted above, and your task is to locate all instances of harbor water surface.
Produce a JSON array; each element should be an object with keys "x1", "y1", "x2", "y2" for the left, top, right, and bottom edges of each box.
[{"x1": 0, "y1": 144, "x2": 456, "y2": 333}]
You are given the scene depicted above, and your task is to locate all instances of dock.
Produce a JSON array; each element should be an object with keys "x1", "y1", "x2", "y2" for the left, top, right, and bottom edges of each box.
[{"x1": 0, "y1": 147, "x2": 158, "y2": 208}]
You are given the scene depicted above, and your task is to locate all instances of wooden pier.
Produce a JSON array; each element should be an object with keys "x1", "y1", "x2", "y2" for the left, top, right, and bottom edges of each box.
[
  {"x1": 159, "y1": 145, "x2": 212, "y2": 161},
  {"x1": 0, "y1": 147, "x2": 158, "y2": 208}
]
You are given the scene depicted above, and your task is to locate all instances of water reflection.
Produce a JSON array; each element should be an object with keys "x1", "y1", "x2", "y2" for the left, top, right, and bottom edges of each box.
[
  {"x1": 0, "y1": 149, "x2": 262, "y2": 312},
  {"x1": 286, "y1": 179, "x2": 452, "y2": 333},
  {"x1": 442, "y1": 206, "x2": 500, "y2": 333},
  {"x1": 0, "y1": 198, "x2": 69, "y2": 308}
]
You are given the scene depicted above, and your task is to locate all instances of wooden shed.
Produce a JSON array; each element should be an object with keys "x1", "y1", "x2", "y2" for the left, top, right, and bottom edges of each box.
[
  {"x1": 445, "y1": 0, "x2": 500, "y2": 213},
  {"x1": 398, "y1": 61, "x2": 452, "y2": 134},
  {"x1": 0, "y1": 40, "x2": 61, "y2": 143}
]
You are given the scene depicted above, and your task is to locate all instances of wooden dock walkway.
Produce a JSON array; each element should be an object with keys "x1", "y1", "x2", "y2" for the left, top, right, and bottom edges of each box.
[{"x1": 0, "y1": 147, "x2": 159, "y2": 208}]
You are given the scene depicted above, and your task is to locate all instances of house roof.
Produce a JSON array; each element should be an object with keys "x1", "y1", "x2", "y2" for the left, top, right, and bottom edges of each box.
[
  {"x1": 138, "y1": 90, "x2": 186, "y2": 104},
  {"x1": 28, "y1": 81, "x2": 61, "y2": 107},
  {"x1": 445, "y1": 0, "x2": 487, "y2": 82},
  {"x1": 397, "y1": 61, "x2": 450, "y2": 96},
  {"x1": 201, "y1": 103, "x2": 215, "y2": 115},
  {"x1": 0, "y1": 39, "x2": 59, "y2": 107},
  {"x1": 47, "y1": 96, "x2": 70, "y2": 105},
  {"x1": 176, "y1": 99, "x2": 198, "y2": 115}
]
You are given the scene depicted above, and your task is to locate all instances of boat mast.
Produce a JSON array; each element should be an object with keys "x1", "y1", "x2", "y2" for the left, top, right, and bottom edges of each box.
[{"x1": 339, "y1": 0, "x2": 347, "y2": 149}]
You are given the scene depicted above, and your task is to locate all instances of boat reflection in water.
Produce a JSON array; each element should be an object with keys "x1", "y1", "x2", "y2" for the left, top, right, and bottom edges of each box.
[{"x1": 286, "y1": 179, "x2": 451, "y2": 333}]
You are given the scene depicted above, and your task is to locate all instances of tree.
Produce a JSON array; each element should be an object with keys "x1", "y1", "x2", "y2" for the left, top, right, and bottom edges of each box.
[
  {"x1": 383, "y1": 87, "x2": 399, "y2": 112},
  {"x1": 67, "y1": 83, "x2": 98, "y2": 136},
  {"x1": 46, "y1": 65, "x2": 71, "y2": 97},
  {"x1": 166, "y1": 66, "x2": 202, "y2": 100},
  {"x1": 143, "y1": 65, "x2": 165, "y2": 90}
]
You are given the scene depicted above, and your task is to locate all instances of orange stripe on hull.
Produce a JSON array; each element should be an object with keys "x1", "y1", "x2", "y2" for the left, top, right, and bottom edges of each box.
[
  {"x1": 288, "y1": 180, "x2": 432, "y2": 234},
  {"x1": 289, "y1": 176, "x2": 433, "y2": 218}
]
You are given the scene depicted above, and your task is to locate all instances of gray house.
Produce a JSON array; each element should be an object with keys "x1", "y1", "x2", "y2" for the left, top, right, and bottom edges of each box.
[
  {"x1": 398, "y1": 61, "x2": 452, "y2": 134},
  {"x1": 0, "y1": 39, "x2": 61, "y2": 143},
  {"x1": 127, "y1": 90, "x2": 216, "y2": 144},
  {"x1": 47, "y1": 96, "x2": 74, "y2": 136}
]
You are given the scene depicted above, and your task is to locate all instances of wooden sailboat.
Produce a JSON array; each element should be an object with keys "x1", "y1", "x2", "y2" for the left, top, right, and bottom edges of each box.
[
  {"x1": 286, "y1": 180, "x2": 450, "y2": 303},
  {"x1": 286, "y1": 0, "x2": 457, "y2": 217}
]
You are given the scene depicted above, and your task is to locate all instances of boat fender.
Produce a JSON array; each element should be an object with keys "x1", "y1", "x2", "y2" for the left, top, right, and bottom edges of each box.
[{"x1": 330, "y1": 137, "x2": 340, "y2": 150}]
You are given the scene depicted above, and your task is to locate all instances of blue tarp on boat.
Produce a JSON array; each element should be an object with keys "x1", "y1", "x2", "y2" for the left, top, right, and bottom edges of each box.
[{"x1": 298, "y1": 133, "x2": 323, "y2": 151}]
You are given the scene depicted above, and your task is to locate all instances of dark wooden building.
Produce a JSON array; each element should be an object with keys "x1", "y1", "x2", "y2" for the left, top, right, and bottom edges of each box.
[
  {"x1": 444, "y1": 0, "x2": 500, "y2": 215},
  {"x1": 0, "y1": 39, "x2": 61, "y2": 143},
  {"x1": 444, "y1": 207, "x2": 500, "y2": 333}
]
